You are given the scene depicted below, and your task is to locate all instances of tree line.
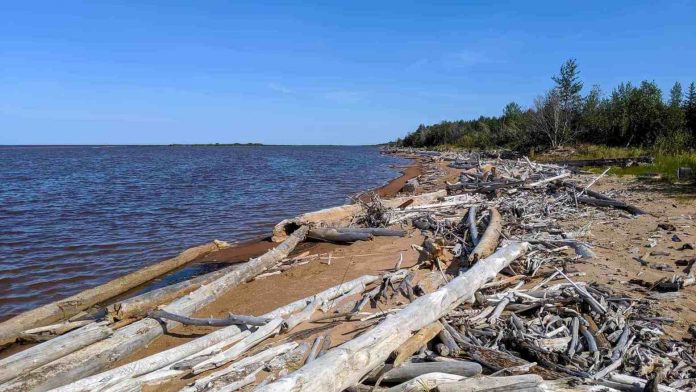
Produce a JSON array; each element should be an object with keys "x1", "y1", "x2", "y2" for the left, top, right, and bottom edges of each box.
[{"x1": 396, "y1": 59, "x2": 696, "y2": 153}]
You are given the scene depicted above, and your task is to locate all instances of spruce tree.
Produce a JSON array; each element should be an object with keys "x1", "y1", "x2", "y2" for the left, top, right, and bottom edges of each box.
[{"x1": 686, "y1": 82, "x2": 696, "y2": 140}]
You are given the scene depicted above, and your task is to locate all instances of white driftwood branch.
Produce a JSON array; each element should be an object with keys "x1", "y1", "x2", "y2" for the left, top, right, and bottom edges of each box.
[{"x1": 259, "y1": 241, "x2": 528, "y2": 392}]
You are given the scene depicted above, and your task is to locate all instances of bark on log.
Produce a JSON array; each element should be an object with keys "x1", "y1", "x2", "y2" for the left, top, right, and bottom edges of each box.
[
  {"x1": 0, "y1": 322, "x2": 112, "y2": 384},
  {"x1": 107, "y1": 264, "x2": 236, "y2": 321},
  {"x1": 576, "y1": 196, "x2": 645, "y2": 216},
  {"x1": 436, "y1": 374, "x2": 544, "y2": 392},
  {"x1": 258, "y1": 241, "x2": 529, "y2": 392},
  {"x1": 468, "y1": 208, "x2": 502, "y2": 262},
  {"x1": 51, "y1": 273, "x2": 377, "y2": 392},
  {"x1": 0, "y1": 240, "x2": 230, "y2": 346},
  {"x1": 391, "y1": 322, "x2": 443, "y2": 366},
  {"x1": 308, "y1": 228, "x2": 374, "y2": 243},
  {"x1": 272, "y1": 190, "x2": 446, "y2": 242},
  {"x1": 3, "y1": 228, "x2": 307, "y2": 392}
]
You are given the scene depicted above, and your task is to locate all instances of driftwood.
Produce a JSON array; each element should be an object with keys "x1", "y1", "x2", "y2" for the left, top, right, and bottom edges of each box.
[
  {"x1": 3, "y1": 228, "x2": 307, "y2": 392},
  {"x1": 391, "y1": 322, "x2": 443, "y2": 366},
  {"x1": 53, "y1": 273, "x2": 377, "y2": 392},
  {"x1": 437, "y1": 374, "x2": 544, "y2": 392},
  {"x1": 0, "y1": 240, "x2": 230, "y2": 346},
  {"x1": 373, "y1": 361, "x2": 482, "y2": 383},
  {"x1": 386, "y1": 373, "x2": 465, "y2": 392},
  {"x1": 17, "y1": 320, "x2": 94, "y2": 342},
  {"x1": 576, "y1": 196, "x2": 645, "y2": 216},
  {"x1": 107, "y1": 264, "x2": 236, "y2": 321},
  {"x1": 468, "y1": 208, "x2": 502, "y2": 262},
  {"x1": 259, "y1": 241, "x2": 528, "y2": 392},
  {"x1": 0, "y1": 322, "x2": 112, "y2": 384},
  {"x1": 149, "y1": 309, "x2": 270, "y2": 327},
  {"x1": 467, "y1": 206, "x2": 479, "y2": 246},
  {"x1": 272, "y1": 190, "x2": 446, "y2": 242},
  {"x1": 308, "y1": 228, "x2": 374, "y2": 243}
]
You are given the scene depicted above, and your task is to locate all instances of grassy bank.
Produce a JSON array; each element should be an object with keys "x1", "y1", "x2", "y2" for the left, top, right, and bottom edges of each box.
[{"x1": 584, "y1": 153, "x2": 696, "y2": 182}]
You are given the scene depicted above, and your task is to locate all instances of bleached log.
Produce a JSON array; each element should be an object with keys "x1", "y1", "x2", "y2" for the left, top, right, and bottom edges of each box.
[
  {"x1": 272, "y1": 190, "x2": 446, "y2": 242},
  {"x1": 386, "y1": 372, "x2": 465, "y2": 392},
  {"x1": 467, "y1": 206, "x2": 479, "y2": 246},
  {"x1": 0, "y1": 322, "x2": 112, "y2": 384},
  {"x1": 437, "y1": 374, "x2": 543, "y2": 392},
  {"x1": 191, "y1": 317, "x2": 281, "y2": 374},
  {"x1": 19, "y1": 320, "x2": 93, "y2": 338},
  {"x1": 282, "y1": 297, "x2": 321, "y2": 332},
  {"x1": 259, "y1": 241, "x2": 529, "y2": 392},
  {"x1": 4, "y1": 228, "x2": 307, "y2": 392},
  {"x1": 51, "y1": 274, "x2": 377, "y2": 392},
  {"x1": 183, "y1": 342, "x2": 298, "y2": 392},
  {"x1": 211, "y1": 367, "x2": 262, "y2": 392},
  {"x1": 526, "y1": 172, "x2": 571, "y2": 187},
  {"x1": 107, "y1": 264, "x2": 236, "y2": 321},
  {"x1": 149, "y1": 309, "x2": 270, "y2": 327},
  {"x1": 374, "y1": 361, "x2": 481, "y2": 383},
  {"x1": 468, "y1": 208, "x2": 502, "y2": 262},
  {"x1": 0, "y1": 240, "x2": 230, "y2": 346}
]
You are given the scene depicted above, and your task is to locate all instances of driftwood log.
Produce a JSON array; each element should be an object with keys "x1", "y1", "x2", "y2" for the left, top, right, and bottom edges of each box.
[
  {"x1": 468, "y1": 208, "x2": 502, "y2": 262},
  {"x1": 0, "y1": 240, "x2": 230, "y2": 346},
  {"x1": 436, "y1": 374, "x2": 544, "y2": 392},
  {"x1": 370, "y1": 361, "x2": 482, "y2": 383},
  {"x1": 0, "y1": 322, "x2": 112, "y2": 384},
  {"x1": 391, "y1": 321, "x2": 443, "y2": 366},
  {"x1": 2, "y1": 227, "x2": 307, "y2": 392},
  {"x1": 259, "y1": 241, "x2": 529, "y2": 392},
  {"x1": 52, "y1": 273, "x2": 377, "y2": 392},
  {"x1": 107, "y1": 264, "x2": 237, "y2": 321},
  {"x1": 272, "y1": 190, "x2": 446, "y2": 242},
  {"x1": 149, "y1": 309, "x2": 270, "y2": 327}
]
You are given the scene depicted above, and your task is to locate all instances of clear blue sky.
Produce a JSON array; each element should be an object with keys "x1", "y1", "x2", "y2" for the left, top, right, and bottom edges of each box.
[{"x1": 1, "y1": 1, "x2": 694, "y2": 145}]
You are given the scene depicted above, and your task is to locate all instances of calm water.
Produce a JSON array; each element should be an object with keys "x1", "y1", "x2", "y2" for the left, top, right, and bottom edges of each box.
[{"x1": 0, "y1": 145, "x2": 408, "y2": 320}]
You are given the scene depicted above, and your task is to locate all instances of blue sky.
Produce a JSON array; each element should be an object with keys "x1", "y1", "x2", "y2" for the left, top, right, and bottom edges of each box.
[{"x1": 1, "y1": 1, "x2": 694, "y2": 145}]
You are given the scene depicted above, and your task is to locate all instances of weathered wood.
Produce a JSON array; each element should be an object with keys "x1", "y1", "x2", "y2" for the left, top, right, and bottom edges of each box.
[
  {"x1": 387, "y1": 373, "x2": 465, "y2": 392},
  {"x1": 576, "y1": 196, "x2": 645, "y2": 216},
  {"x1": 457, "y1": 342, "x2": 563, "y2": 380},
  {"x1": 526, "y1": 172, "x2": 571, "y2": 187},
  {"x1": 308, "y1": 228, "x2": 373, "y2": 243},
  {"x1": 437, "y1": 374, "x2": 544, "y2": 392},
  {"x1": 0, "y1": 240, "x2": 230, "y2": 346},
  {"x1": 468, "y1": 208, "x2": 502, "y2": 262},
  {"x1": 306, "y1": 335, "x2": 324, "y2": 364},
  {"x1": 4, "y1": 228, "x2": 307, "y2": 392},
  {"x1": 272, "y1": 190, "x2": 446, "y2": 242},
  {"x1": 52, "y1": 274, "x2": 376, "y2": 392},
  {"x1": 258, "y1": 242, "x2": 528, "y2": 392},
  {"x1": 183, "y1": 342, "x2": 298, "y2": 392},
  {"x1": 467, "y1": 206, "x2": 479, "y2": 246},
  {"x1": 149, "y1": 309, "x2": 270, "y2": 327},
  {"x1": 392, "y1": 322, "x2": 443, "y2": 366},
  {"x1": 107, "y1": 264, "x2": 236, "y2": 321},
  {"x1": 333, "y1": 228, "x2": 406, "y2": 237},
  {"x1": 376, "y1": 361, "x2": 481, "y2": 383},
  {"x1": 0, "y1": 322, "x2": 112, "y2": 384}
]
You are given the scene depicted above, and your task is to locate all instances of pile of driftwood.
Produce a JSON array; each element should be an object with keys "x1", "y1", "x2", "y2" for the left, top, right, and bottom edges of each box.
[{"x1": 0, "y1": 149, "x2": 693, "y2": 392}]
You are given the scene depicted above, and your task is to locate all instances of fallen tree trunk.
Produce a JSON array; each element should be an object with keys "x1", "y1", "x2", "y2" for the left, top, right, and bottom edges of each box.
[
  {"x1": 308, "y1": 228, "x2": 374, "y2": 243},
  {"x1": 565, "y1": 183, "x2": 645, "y2": 215},
  {"x1": 107, "y1": 264, "x2": 236, "y2": 321},
  {"x1": 258, "y1": 241, "x2": 529, "y2": 392},
  {"x1": 0, "y1": 322, "x2": 112, "y2": 384},
  {"x1": 272, "y1": 190, "x2": 446, "y2": 242},
  {"x1": 51, "y1": 273, "x2": 377, "y2": 392},
  {"x1": 576, "y1": 196, "x2": 645, "y2": 216},
  {"x1": 468, "y1": 208, "x2": 502, "y2": 262},
  {"x1": 2, "y1": 228, "x2": 308, "y2": 392},
  {"x1": 371, "y1": 361, "x2": 481, "y2": 383},
  {"x1": 391, "y1": 322, "x2": 443, "y2": 366},
  {"x1": 0, "y1": 240, "x2": 230, "y2": 346},
  {"x1": 437, "y1": 374, "x2": 544, "y2": 392},
  {"x1": 149, "y1": 309, "x2": 270, "y2": 327}
]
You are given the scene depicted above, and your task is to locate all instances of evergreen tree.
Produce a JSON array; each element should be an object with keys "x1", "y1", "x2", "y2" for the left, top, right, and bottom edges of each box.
[
  {"x1": 551, "y1": 59, "x2": 584, "y2": 144},
  {"x1": 686, "y1": 82, "x2": 696, "y2": 139},
  {"x1": 669, "y1": 81, "x2": 683, "y2": 107}
]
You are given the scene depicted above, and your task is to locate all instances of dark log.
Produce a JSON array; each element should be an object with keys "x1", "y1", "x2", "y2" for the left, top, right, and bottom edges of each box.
[
  {"x1": 334, "y1": 228, "x2": 406, "y2": 237},
  {"x1": 308, "y1": 228, "x2": 373, "y2": 243},
  {"x1": 550, "y1": 156, "x2": 653, "y2": 167},
  {"x1": 576, "y1": 196, "x2": 645, "y2": 216},
  {"x1": 148, "y1": 309, "x2": 270, "y2": 327},
  {"x1": 457, "y1": 342, "x2": 564, "y2": 380}
]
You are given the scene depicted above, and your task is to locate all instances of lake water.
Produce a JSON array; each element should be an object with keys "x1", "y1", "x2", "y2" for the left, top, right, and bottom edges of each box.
[{"x1": 0, "y1": 145, "x2": 408, "y2": 320}]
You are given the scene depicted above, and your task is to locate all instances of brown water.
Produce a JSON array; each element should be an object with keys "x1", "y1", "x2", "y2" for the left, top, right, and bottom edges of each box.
[{"x1": 0, "y1": 145, "x2": 408, "y2": 320}]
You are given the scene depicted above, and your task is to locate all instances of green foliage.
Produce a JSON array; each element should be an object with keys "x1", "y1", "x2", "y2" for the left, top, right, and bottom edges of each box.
[
  {"x1": 397, "y1": 59, "x2": 696, "y2": 154},
  {"x1": 587, "y1": 153, "x2": 696, "y2": 183}
]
